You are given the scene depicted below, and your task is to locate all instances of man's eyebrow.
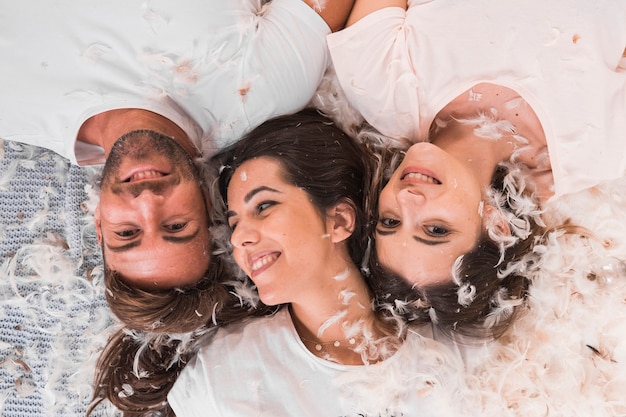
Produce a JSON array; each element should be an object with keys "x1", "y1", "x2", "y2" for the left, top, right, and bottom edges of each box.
[
  {"x1": 106, "y1": 240, "x2": 141, "y2": 253},
  {"x1": 105, "y1": 227, "x2": 201, "y2": 252},
  {"x1": 162, "y1": 227, "x2": 200, "y2": 243},
  {"x1": 226, "y1": 185, "x2": 281, "y2": 219}
]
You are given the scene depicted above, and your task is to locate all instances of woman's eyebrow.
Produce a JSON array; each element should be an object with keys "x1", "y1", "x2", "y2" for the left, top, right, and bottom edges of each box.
[
  {"x1": 376, "y1": 228, "x2": 447, "y2": 246},
  {"x1": 243, "y1": 185, "x2": 281, "y2": 203},
  {"x1": 227, "y1": 185, "x2": 282, "y2": 219},
  {"x1": 413, "y1": 236, "x2": 446, "y2": 246},
  {"x1": 375, "y1": 228, "x2": 396, "y2": 236}
]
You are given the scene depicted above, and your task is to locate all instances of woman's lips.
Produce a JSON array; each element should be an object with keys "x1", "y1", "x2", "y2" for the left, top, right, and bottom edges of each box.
[
  {"x1": 249, "y1": 252, "x2": 281, "y2": 277},
  {"x1": 400, "y1": 167, "x2": 441, "y2": 184}
]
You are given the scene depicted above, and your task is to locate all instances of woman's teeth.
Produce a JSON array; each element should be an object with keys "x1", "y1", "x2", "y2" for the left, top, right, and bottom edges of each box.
[{"x1": 403, "y1": 172, "x2": 440, "y2": 184}]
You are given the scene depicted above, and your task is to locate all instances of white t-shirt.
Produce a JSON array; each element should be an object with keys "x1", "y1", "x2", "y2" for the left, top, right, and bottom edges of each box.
[
  {"x1": 0, "y1": 0, "x2": 330, "y2": 165},
  {"x1": 169, "y1": 308, "x2": 477, "y2": 417},
  {"x1": 328, "y1": 0, "x2": 626, "y2": 198}
]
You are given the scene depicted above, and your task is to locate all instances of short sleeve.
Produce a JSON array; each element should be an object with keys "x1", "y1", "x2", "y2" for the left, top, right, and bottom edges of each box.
[
  {"x1": 328, "y1": 7, "x2": 422, "y2": 141},
  {"x1": 238, "y1": 0, "x2": 331, "y2": 135}
]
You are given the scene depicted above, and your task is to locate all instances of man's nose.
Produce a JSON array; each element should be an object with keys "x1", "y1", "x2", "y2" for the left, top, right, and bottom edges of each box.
[{"x1": 129, "y1": 189, "x2": 166, "y2": 216}]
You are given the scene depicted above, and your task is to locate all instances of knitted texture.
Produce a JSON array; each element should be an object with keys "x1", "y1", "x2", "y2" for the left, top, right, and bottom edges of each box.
[{"x1": 0, "y1": 138, "x2": 118, "y2": 417}]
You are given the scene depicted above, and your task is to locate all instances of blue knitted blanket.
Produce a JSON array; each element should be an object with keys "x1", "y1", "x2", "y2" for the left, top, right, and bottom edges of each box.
[{"x1": 0, "y1": 138, "x2": 117, "y2": 416}]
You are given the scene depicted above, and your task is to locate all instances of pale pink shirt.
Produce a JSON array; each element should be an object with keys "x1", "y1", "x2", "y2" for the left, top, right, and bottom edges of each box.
[{"x1": 328, "y1": 0, "x2": 626, "y2": 198}]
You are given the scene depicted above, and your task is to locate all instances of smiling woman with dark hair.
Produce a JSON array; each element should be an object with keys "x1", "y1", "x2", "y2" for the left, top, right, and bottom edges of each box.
[
  {"x1": 168, "y1": 109, "x2": 473, "y2": 417},
  {"x1": 328, "y1": 0, "x2": 626, "y2": 342}
]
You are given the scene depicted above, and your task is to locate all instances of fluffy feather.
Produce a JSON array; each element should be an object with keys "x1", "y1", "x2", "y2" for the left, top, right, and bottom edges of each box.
[{"x1": 1, "y1": 61, "x2": 625, "y2": 417}]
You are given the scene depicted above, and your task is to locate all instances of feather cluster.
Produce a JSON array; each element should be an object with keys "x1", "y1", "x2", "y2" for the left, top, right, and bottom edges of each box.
[{"x1": 0, "y1": 67, "x2": 625, "y2": 417}]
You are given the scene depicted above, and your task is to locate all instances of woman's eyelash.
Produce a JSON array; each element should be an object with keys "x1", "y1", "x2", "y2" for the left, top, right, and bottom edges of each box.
[
  {"x1": 256, "y1": 200, "x2": 277, "y2": 213},
  {"x1": 378, "y1": 217, "x2": 400, "y2": 228},
  {"x1": 424, "y1": 225, "x2": 450, "y2": 237}
]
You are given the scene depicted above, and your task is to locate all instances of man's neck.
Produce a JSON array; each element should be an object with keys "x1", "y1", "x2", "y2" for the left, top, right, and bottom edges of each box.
[{"x1": 77, "y1": 108, "x2": 197, "y2": 158}]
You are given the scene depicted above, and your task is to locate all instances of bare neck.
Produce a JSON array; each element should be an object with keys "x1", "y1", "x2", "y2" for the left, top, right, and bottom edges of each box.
[
  {"x1": 77, "y1": 108, "x2": 197, "y2": 157},
  {"x1": 438, "y1": 82, "x2": 546, "y2": 148},
  {"x1": 432, "y1": 122, "x2": 516, "y2": 189},
  {"x1": 432, "y1": 82, "x2": 548, "y2": 188},
  {"x1": 289, "y1": 260, "x2": 387, "y2": 364},
  {"x1": 290, "y1": 262, "x2": 372, "y2": 338}
]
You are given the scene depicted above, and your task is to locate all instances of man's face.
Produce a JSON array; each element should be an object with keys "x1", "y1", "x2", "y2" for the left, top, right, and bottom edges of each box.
[{"x1": 95, "y1": 131, "x2": 210, "y2": 289}]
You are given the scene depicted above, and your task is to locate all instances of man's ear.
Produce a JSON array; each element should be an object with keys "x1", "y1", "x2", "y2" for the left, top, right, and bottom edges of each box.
[
  {"x1": 94, "y1": 206, "x2": 103, "y2": 246},
  {"x1": 326, "y1": 201, "x2": 356, "y2": 244},
  {"x1": 483, "y1": 204, "x2": 511, "y2": 237}
]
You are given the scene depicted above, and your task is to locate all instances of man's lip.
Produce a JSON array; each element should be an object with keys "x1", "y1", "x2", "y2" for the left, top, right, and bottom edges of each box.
[
  {"x1": 400, "y1": 166, "x2": 441, "y2": 184},
  {"x1": 121, "y1": 166, "x2": 170, "y2": 183}
]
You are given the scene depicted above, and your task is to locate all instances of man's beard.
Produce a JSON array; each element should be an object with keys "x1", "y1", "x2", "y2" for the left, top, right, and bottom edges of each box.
[{"x1": 100, "y1": 129, "x2": 201, "y2": 194}]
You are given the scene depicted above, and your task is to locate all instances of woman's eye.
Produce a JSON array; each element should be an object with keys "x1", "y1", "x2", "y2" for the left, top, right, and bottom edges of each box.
[
  {"x1": 165, "y1": 222, "x2": 187, "y2": 232},
  {"x1": 424, "y1": 225, "x2": 450, "y2": 237},
  {"x1": 257, "y1": 201, "x2": 276, "y2": 214},
  {"x1": 116, "y1": 229, "x2": 139, "y2": 238},
  {"x1": 378, "y1": 217, "x2": 400, "y2": 228}
]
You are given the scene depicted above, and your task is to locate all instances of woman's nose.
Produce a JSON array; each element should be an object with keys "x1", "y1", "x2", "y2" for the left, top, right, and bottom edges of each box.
[
  {"x1": 230, "y1": 220, "x2": 260, "y2": 248},
  {"x1": 397, "y1": 187, "x2": 427, "y2": 208}
]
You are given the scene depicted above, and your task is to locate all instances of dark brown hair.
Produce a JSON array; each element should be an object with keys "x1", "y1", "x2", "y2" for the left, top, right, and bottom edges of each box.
[
  {"x1": 215, "y1": 109, "x2": 400, "y2": 341},
  {"x1": 90, "y1": 108, "x2": 383, "y2": 416},
  {"x1": 89, "y1": 250, "x2": 270, "y2": 416},
  {"x1": 367, "y1": 154, "x2": 546, "y2": 341},
  {"x1": 217, "y1": 108, "x2": 375, "y2": 269},
  {"x1": 89, "y1": 133, "x2": 272, "y2": 415}
]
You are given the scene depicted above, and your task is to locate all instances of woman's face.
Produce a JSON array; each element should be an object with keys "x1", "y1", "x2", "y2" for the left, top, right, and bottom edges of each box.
[
  {"x1": 226, "y1": 157, "x2": 335, "y2": 306},
  {"x1": 376, "y1": 142, "x2": 486, "y2": 287}
]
